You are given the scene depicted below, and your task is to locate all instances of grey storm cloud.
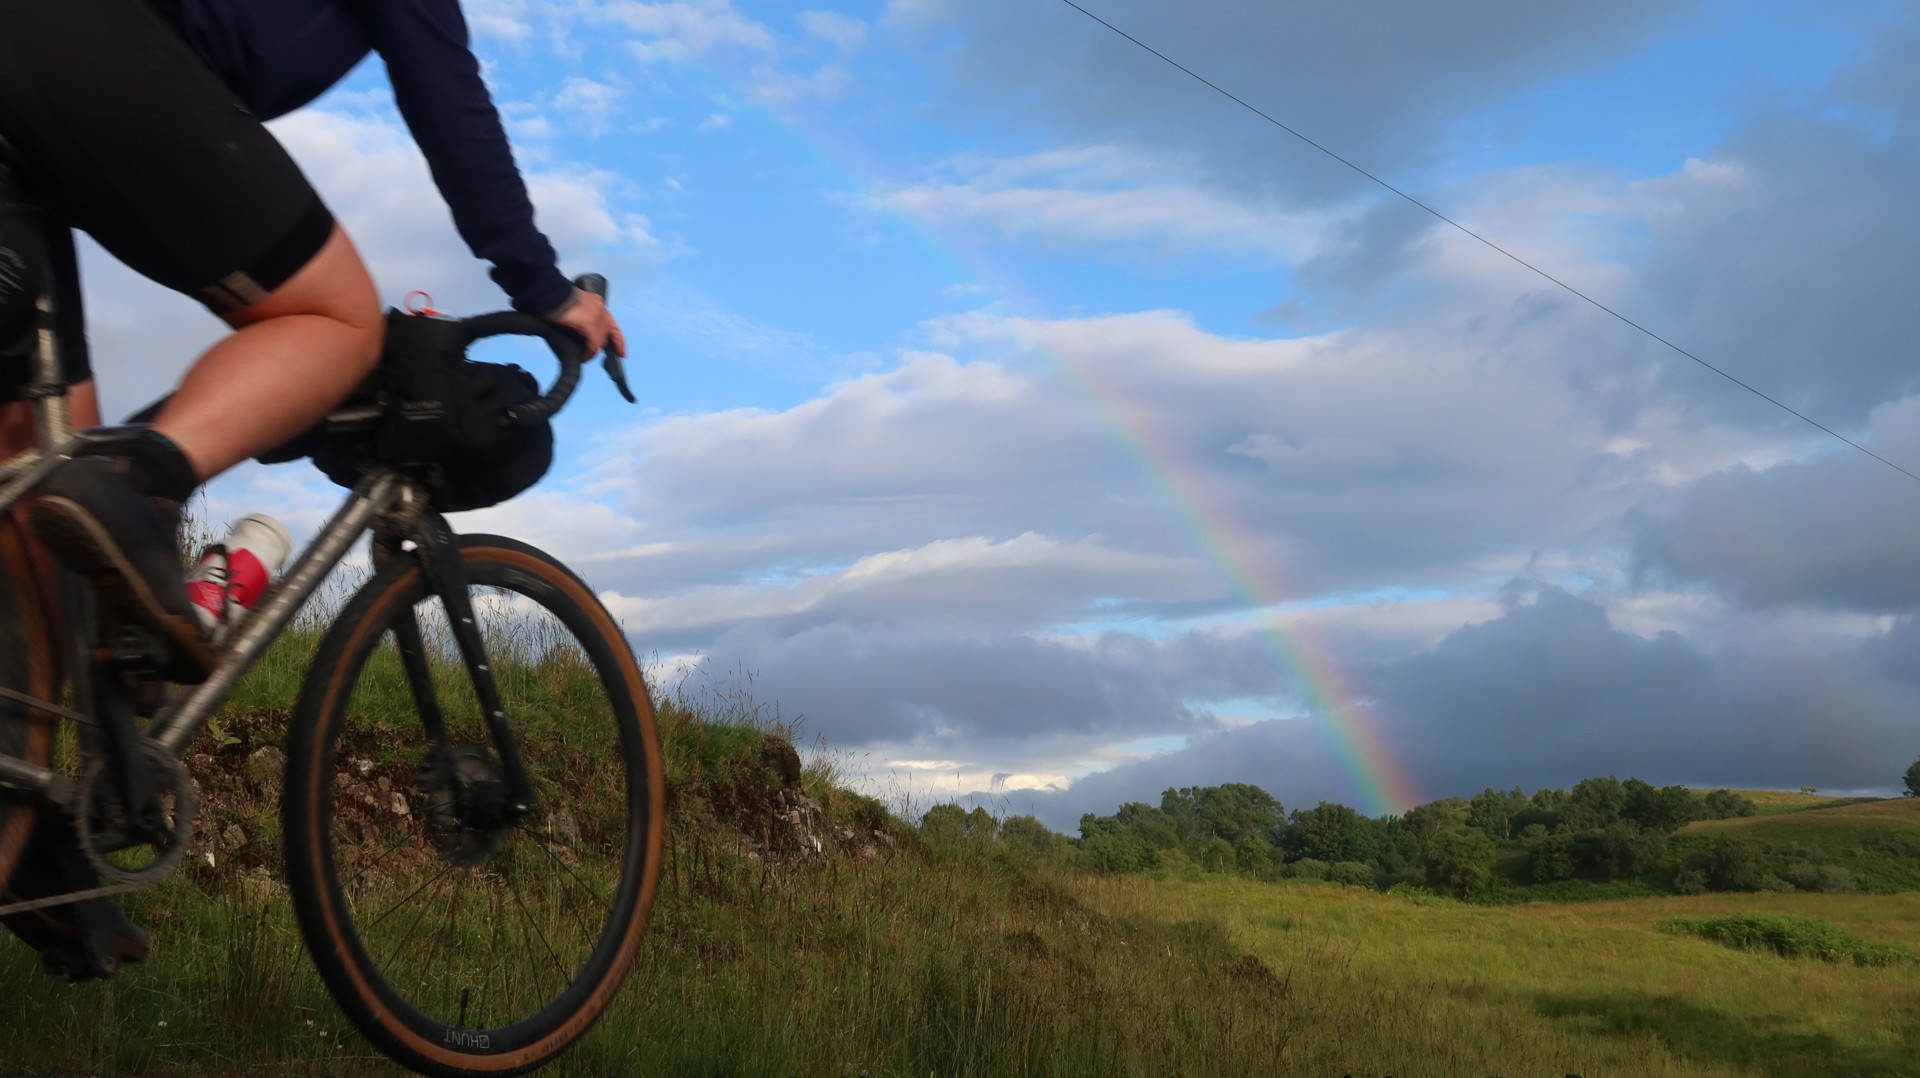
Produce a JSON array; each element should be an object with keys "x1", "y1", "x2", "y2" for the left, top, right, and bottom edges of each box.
[
  {"x1": 886, "y1": 0, "x2": 1691, "y2": 205},
  {"x1": 1364, "y1": 584, "x2": 1913, "y2": 799},
  {"x1": 1625, "y1": 111, "x2": 1920, "y2": 429},
  {"x1": 1631, "y1": 448, "x2": 1920, "y2": 613},
  {"x1": 679, "y1": 620, "x2": 1287, "y2": 749},
  {"x1": 999, "y1": 583, "x2": 1915, "y2": 831}
]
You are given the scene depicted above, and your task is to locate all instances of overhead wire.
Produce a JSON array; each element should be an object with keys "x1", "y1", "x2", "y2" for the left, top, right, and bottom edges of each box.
[{"x1": 1057, "y1": 0, "x2": 1920, "y2": 487}]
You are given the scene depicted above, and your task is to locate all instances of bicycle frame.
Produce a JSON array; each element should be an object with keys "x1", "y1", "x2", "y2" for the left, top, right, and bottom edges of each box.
[{"x1": 0, "y1": 292, "x2": 404, "y2": 807}]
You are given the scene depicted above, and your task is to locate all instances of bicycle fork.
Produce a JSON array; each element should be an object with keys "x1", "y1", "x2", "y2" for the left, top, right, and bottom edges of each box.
[{"x1": 383, "y1": 511, "x2": 537, "y2": 829}]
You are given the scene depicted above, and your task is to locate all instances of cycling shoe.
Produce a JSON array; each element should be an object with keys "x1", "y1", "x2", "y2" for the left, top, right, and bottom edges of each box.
[
  {"x1": 28, "y1": 458, "x2": 212, "y2": 683},
  {"x1": 0, "y1": 814, "x2": 150, "y2": 981}
]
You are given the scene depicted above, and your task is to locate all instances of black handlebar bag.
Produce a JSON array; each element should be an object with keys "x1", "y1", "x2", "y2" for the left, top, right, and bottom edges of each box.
[{"x1": 288, "y1": 309, "x2": 555, "y2": 512}]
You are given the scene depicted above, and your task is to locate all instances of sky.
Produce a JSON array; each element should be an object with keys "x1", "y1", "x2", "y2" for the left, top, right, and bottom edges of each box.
[{"x1": 74, "y1": 0, "x2": 1920, "y2": 831}]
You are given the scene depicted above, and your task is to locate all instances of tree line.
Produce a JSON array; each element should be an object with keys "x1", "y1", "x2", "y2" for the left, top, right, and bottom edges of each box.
[{"x1": 923, "y1": 777, "x2": 1773, "y2": 899}]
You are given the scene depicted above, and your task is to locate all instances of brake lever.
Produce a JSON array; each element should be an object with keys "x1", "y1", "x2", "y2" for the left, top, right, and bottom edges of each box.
[{"x1": 572, "y1": 273, "x2": 637, "y2": 404}]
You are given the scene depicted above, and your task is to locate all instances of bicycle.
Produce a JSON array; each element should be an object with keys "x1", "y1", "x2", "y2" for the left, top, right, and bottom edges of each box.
[{"x1": 0, "y1": 151, "x2": 665, "y2": 1077}]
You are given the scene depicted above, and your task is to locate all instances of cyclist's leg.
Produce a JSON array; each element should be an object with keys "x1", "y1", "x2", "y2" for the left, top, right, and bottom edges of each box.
[{"x1": 150, "y1": 224, "x2": 381, "y2": 479}]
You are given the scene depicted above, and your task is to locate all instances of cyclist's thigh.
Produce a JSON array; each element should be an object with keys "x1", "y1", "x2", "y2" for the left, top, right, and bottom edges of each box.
[{"x1": 0, "y1": 0, "x2": 334, "y2": 318}]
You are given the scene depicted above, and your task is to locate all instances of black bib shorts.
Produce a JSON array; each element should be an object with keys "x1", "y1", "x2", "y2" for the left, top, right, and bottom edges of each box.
[{"x1": 0, "y1": 0, "x2": 335, "y2": 401}]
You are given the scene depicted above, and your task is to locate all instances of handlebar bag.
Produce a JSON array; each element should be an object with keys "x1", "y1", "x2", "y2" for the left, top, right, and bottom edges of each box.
[{"x1": 298, "y1": 309, "x2": 555, "y2": 512}]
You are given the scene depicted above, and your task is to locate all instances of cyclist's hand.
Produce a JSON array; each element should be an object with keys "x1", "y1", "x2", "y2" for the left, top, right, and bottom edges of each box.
[{"x1": 547, "y1": 288, "x2": 626, "y2": 361}]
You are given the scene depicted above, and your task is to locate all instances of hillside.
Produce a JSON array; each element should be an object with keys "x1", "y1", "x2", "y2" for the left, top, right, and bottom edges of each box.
[
  {"x1": 1690, "y1": 788, "x2": 1887, "y2": 816},
  {"x1": 0, "y1": 696, "x2": 1300, "y2": 1077}
]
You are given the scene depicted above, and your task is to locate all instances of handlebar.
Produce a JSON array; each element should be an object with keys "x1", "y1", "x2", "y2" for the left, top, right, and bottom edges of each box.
[{"x1": 453, "y1": 273, "x2": 634, "y2": 427}]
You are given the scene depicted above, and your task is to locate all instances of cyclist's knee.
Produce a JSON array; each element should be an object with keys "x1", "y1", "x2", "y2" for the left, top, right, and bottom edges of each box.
[{"x1": 226, "y1": 223, "x2": 383, "y2": 370}]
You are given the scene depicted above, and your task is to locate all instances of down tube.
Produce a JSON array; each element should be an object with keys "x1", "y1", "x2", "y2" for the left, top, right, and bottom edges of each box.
[{"x1": 151, "y1": 474, "x2": 400, "y2": 758}]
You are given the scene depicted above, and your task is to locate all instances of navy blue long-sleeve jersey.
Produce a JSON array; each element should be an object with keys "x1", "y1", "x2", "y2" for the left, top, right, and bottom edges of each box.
[{"x1": 147, "y1": 0, "x2": 573, "y2": 316}]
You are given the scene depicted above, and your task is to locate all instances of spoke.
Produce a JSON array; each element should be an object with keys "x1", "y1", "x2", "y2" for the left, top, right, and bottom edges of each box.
[
  {"x1": 519, "y1": 824, "x2": 617, "y2": 942},
  {"x1": 422, "y1": 870, "x2": 470, "y2": 1022},
  {"x1": 512, "y1": 878, "x2": 571, "y2": 1002},
  {"x1": 358, "y1": 862, "x2": 455, "y2": 938},
  {"x1": 340, "y1": 822, "x2": 421, "y2": 894},
  {"x1": 379, "y1": 867, "x2": 452, "y2": 980}
]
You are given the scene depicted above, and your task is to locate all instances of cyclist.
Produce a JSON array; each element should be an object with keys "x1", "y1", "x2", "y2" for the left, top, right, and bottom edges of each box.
[{"x1": 0, "y1": 0, "x2": 625, "y2": 976}]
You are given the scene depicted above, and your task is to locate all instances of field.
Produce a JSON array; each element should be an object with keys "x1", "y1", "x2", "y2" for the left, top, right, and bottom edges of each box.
[
  {"x1": 1076, "y1": 875, "x2": 1920, "y2": 1078},
  {"x1": 2, "y1": 617, "x2": 1916, "y2": 1075}
]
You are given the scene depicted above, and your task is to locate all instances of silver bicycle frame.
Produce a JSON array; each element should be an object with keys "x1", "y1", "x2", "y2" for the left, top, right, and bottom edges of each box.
[{"x1": 0, "y1": 287, "x2": 407, "y2": 800}]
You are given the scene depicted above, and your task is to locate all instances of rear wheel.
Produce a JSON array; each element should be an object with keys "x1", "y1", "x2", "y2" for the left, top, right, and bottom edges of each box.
[
  {"x1": 284, "y1": 534, "x2": 663, "y2": 1077},
  {"x1": 0, "y1": 514, "x2": 56, "y2": 892}
]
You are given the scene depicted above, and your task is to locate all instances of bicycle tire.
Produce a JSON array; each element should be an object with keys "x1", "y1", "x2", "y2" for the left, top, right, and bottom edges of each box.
[
  {"x1": 0, "y1": 514, "x2": 55, "y2": 891},
  {"x1": 283, "y1": 534, "x2": 663, "y2": 1077}
]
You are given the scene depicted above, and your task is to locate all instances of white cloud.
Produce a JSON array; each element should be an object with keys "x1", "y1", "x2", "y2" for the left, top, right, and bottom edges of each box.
[
  {"x1": 551, "y1": 76, "x2": 625, "y2": 136},
  {"x1": 875, "y1": 146, "x2": 1348, "y2": 259},
  {"x1": 798, "y1": 10, "x2": 869, "y2": 53},
  {"x1": 612, "y1": 0, "x2": 778, "y2": 60}
]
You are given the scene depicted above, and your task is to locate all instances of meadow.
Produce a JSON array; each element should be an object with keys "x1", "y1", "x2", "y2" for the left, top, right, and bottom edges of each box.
[{"x1": 1, "y1": 614, "x2": 1915, "y2": 1076}]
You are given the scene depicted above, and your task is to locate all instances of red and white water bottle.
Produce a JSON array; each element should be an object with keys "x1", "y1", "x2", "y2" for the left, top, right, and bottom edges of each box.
[{"x1": 186, "y1": 513, "x2": 293, "y2": 639}]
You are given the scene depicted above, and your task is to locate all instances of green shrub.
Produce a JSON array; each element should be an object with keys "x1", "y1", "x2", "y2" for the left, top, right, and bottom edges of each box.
[
  {"x1": 1683, "y1": 835, "x2": 1765, "y2": 891},
  {"x1": 1280, "y1": 858, "x2": 1330, "y2": 880},
  {"x1": 1327, "y1": 861, "x2": 1377, "y2": 888},
  {"x1": 1526, "y1": 834, "x2": 1578, "y2": 883},
  {"x1": 1659, "y1": 915, "x2": 1919, "y2": 967},
  {"x1": 1782, "y1": 860, "x2": 1856, "y2": 893}
]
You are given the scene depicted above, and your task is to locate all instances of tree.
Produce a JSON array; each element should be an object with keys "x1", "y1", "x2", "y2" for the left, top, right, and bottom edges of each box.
[
  {"x1": 1623, "y1": 782, "x2": 1700, "y2": 834},
  {"x1": 1286, "y1": 801, "x2": 1380, "y2": 865},
  {"x1": 1567, "y1": 776, "x2": 1628, "y2": 830},
  {"x1": 1683, "y1": 835, "x2": 1765, "y2": 891},
  {"x1": 1466, "y1": 786, "x2": 1530, "y2": 841},
  {"x1": 1702, "y1": 789, "x2": 1758, "y2": 819},
  {"x1": 1904, "y1": 758, "x2": 1920, "y2": 798},
  {"x1": 1526, "y1": 834, "x2": 1578, "y2": 883},
  {"x1": 1402, "y1": 797, "x2": 1470, "y2": 839},
  {"x1": 1421, "y1": 824, "x2": 1495, "y2": 898},
  {"x1": 1584, "y1": 822, "x2": 1668, "y2": 882}
]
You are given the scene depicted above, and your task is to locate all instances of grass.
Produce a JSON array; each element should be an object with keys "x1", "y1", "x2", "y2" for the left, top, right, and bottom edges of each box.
[
  {"x1": 1075, "y1": 874, "x2": 1920, "y2": 1078},
  {"x1": 1694, "y1": 789, "x2": 1886, "y2": 816},
  {"x1": 1673, "y1": 798, "x2": 1920, "y2": 893}
]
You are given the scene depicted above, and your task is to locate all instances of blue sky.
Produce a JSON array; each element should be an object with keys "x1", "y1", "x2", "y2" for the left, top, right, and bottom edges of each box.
[{"x1": 80, "y1": 0, "x2": 1920, "y2": 827}]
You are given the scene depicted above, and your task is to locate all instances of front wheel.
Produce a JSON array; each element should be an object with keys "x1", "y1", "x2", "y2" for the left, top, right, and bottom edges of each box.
[{"x1": 283, "y1": 534, "x2": 663, "y2": 1077}]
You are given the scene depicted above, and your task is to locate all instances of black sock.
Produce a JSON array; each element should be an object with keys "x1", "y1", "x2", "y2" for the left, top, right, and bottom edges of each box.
[{"x1": 118, "y1": 430, "x2": 200, "y2": 504}]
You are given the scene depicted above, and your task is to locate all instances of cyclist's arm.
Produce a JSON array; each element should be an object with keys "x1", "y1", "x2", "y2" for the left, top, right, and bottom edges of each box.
[{"x1": 360, "y1": 0, "x2": 573, "y2": 317}]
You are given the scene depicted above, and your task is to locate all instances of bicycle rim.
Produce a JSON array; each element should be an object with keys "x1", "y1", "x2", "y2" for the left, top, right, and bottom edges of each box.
[
  {"x1": 0, "y1": 514, "x2": 54, "y2": 889},
  {"x1": 284, "y1": 536, "x2": 663, "y2": 1077}
]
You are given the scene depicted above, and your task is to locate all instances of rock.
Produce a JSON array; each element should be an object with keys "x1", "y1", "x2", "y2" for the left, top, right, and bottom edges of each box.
[
  {"x1": 375, "y1": 776, "x2": 392, "y2": 796},
  {"x1": 248, "y1": 745, "x2": 286, "y2": 788},
  {"x1": 549, "y1": 807, "x2": 580, "y2": 844},
  {"x1": 239, "y1": 867, "x2": 278, "y2": 902},
  {"x1": 354, "y1": 757, "x2": 374, "y2": 776},
  {"x1": 222, "y1": 824, "x2": 247, "y2": 850},
  {"x1": 389, "y1": 791, "x2": 410, "y2": 817}
]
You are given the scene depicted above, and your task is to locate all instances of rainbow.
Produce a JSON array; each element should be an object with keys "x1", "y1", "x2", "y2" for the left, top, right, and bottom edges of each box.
[
  {"x1": 651, "y1": 62, "x2": 1423, "y2": 817},
  {"x1": 1025, "y1": 323, "x2": 1424, "y2": 817}
]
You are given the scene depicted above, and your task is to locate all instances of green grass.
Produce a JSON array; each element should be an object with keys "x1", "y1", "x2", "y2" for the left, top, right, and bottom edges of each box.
[
  {"x1": 1076, "y1": 874, "x2": 1920, "y2": 1078},
  {"x1": 1692, "y1": 789, "x2": 1887, "y2": 816},
  {"x1": 1675, "y1": 798, "x2": 1920, "y2": 893}
]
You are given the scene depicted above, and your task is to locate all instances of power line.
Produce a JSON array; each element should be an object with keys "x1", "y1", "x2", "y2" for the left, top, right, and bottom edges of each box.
[{"x1": 1057, "y1": 0, "x2": 1920, "y2": 487}]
